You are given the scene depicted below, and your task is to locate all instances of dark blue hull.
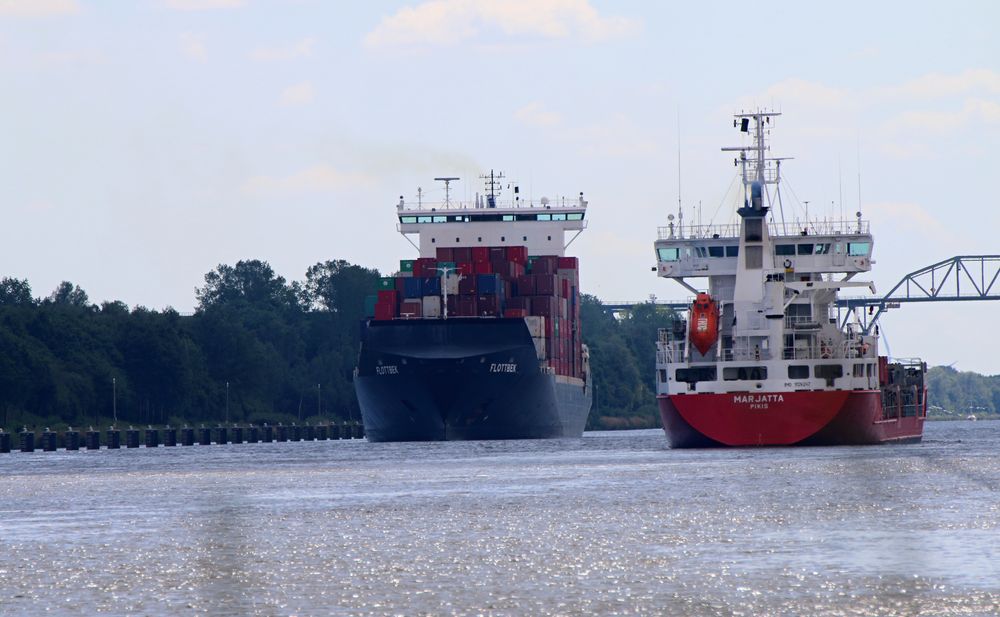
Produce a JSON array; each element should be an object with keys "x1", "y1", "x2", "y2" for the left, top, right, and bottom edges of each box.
[{"x1": 354, "y1": 318, "x2": 591, "y2": 442}]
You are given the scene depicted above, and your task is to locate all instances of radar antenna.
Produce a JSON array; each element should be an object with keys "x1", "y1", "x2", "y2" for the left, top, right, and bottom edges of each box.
[{"x1": 433, "y1": 177, "x2": 459, "y2": 208}]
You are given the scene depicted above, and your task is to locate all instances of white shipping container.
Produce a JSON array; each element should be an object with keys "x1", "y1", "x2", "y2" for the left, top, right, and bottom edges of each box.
[
  {"x1": 525, "y1": 316, "x2": 546, "y2": 339},
  {"x1": 423, "y1": 295, "x2": 442, "y2": 318},
  {"x1": 444, "y1": 274, "x2": 460, "y2": 295},
  {"x1": 532, "y1": 336, "x2": 546, "y2": 360}
]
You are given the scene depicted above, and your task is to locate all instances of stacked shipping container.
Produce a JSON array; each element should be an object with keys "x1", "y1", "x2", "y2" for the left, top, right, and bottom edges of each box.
[{"x1": 367, "y1": 246, "x2": 583, "y2": 379}]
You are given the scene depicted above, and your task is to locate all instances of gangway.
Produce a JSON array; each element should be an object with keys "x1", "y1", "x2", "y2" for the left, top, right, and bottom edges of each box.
[{"x1": 605, "y1": 255, "x2": 1000, "y2": 330}]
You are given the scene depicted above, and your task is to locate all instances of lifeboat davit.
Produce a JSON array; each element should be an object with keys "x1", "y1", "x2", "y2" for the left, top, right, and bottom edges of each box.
[{"x1": 689, "y1": 292, "x2": 719, "y2": 356}]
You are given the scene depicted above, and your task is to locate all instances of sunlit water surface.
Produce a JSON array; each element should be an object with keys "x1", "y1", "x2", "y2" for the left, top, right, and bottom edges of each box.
[{"x1": 1, "y1": 422, "x2": 998, "y2": 616}]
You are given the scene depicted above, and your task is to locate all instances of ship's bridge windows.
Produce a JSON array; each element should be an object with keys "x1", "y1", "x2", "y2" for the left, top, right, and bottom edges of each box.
[
  {"x1": 658, "y1": 247, "x2": 680, "y2": 261},
  {"x1": 848, "y1": 241, "x2": 871, "y2": 256},
  {"x1": 450, "y1": 215, "x2": 470, "y2": 222},
  {"x1": 723, "y1": 366, "x2": 767, "y2": 381},
  {"x1": 432, "y1": 216, "x2": 447, "y2": 223},
  {"x1": 726, "y1": 246, "x2": 739, "y2": 257},
  {"x1": 400, "y1": 216, "x2": 417, "y2": 224},
  {"x1": 797, "y1": 243, "x2": 814, "y2": 255},
  {"x1": 537, "y1": 214, "x2": 552, "y2": 221},
  {"x1": 708, "y1": 246, "x2": 725, "y2": 258},
  {"x1": 775, "y1": 244, "x2": 795, "y2": 256},
  {"x1": 693, "y1": 246, "x2": 709, "y2": 258},
  {"x1": 814, "y1": 243, "x2": 831, "y2": 254},
  {"x1": 552, "y1": 213, "x2": 567, "y2": 221},
  {"x1": 502, "y1": 215, "x2": 515, "y2": 222},
  {"x1": 417, "y1": 216, "x2": 433, "y2": 223},
  {"x1": 567, "y1": 213, "x2": 584, "y2": 221}
]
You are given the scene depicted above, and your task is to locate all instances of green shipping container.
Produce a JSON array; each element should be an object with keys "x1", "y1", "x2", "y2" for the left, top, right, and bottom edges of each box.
[
  {"x1": 399, "y1": 259, "x2": 415, "y2": 272},
  {"x1": 438, "y1": 261, "x2": 456, "y2": 271},
  {"x1": 363, "y1": 295, "x2": 378, "y2": 317},
  {"x1": 377, "y1": 277, "x2": 395, "y2": 290}
]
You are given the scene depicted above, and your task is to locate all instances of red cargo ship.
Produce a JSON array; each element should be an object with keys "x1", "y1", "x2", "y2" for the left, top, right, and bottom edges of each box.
[{"x1": 652, "y1": 111, "x2": 926, "y2": 447}]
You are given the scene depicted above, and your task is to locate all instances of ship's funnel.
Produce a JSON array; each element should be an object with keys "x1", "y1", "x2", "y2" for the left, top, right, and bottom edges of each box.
[{"x1": 751, "y1": 181, "x2": 763, "y2": 210}]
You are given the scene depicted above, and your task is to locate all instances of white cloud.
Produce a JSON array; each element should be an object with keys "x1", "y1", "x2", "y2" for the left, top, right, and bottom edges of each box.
[
  {"x1": 882, "y1": 69, "x2": 1000, "y2": 100},
  {"x1": 864, "y1": 201, "x2": 947, "y2": 238},
  {"x1": 279, "y1": 81, "x2": 315, "y2": 107},
  {"x1": 243, "y1": 165, "x2": 373, "y2": 195},
  {"x1": 883, "y1": 98, "x2": 1000, "y2": 134},
  {"x1": 364, "y1": 0, "x2": 638, "y2": 48},
  {"x1": 250, "y1": 37, "x2": 317, "y2": 62},
  {"x1": 0, "y1": 0, "x2": 79, "y2": 17},
  {"x1": 162, "y1": 0, "x2": 243, "y2": 10},
  {"x1": 877, "y1": 142, "x2": 934, "y2": 160},
  {"x1": 515, "y1": 101, "x2": 561, "y2": 127},
  {"x1": 179, "y1": 32, "x2": 207, "y2": 62}
]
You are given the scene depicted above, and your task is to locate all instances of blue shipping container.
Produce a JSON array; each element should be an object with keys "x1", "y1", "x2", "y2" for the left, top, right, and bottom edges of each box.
[
  {"x1": 422, "y1": 276, "x2": 442, "y2": 296},
  {"x1": 403, "y1": 277, "x2": 423, "y2": 299},
  {"x1": 476, "y1": 274, "x2": 500, "y2": 295}
]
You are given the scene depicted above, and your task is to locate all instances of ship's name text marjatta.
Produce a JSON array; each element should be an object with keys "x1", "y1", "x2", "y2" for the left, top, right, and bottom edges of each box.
[
  {"x1": 733, "y1": 393, "x2": 784, "y2": 409},
  {"x1": 376, "y1": 365, "x2": 399, "y2": 375},
  {"x1": 490, "y1": 363, "x2": 518, "y2": 373}
]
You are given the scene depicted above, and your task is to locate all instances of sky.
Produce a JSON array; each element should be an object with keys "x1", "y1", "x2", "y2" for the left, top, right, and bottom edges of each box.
[{"x1": 2, "y1": 0, "x2": 999, "y2": 373}]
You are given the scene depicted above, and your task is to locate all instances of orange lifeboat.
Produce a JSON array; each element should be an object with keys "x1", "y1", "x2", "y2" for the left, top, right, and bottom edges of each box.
[{"x1": 688, "y1": 292, "x2": 719, "y2": 356}]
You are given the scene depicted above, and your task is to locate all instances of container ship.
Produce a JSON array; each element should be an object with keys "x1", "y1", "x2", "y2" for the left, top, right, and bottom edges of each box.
[
  {"x1": 653, "y1": 111, "x2": 926, "y2": 447},
  {"x1": 354, "y1": 174, "x2": 592, "y2": 442}
]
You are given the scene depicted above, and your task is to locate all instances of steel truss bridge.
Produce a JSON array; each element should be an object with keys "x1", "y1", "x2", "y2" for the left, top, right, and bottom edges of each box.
[{"x1": 604, "y1": 255, "x2": 1000, "y2": 334}]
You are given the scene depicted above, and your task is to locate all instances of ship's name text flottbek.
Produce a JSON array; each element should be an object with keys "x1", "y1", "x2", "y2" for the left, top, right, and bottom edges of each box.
[
  {"x1": 376, "y1": 365, "x2": 399, "y2": 375},
  {"x1": 490, "y1": 363, "x2": 518, "y2": 373}
]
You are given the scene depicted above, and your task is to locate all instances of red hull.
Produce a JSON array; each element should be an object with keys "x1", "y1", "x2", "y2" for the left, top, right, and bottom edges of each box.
[{"x1": 658, "y1": 390, "x2": 924, "y2": 448}]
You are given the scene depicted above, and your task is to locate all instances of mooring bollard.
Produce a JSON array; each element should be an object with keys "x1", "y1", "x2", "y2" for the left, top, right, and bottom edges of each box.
[
  {"x1": 125, "y1": 428, "x2": 140, "y2": 448},
  {"x1": 215, "y1": 426, "x2": 228, "y2": 445},
  {"x1": 231, "y1": 426, "x2": 244, "y2": 444},
  {"x1": 163, "y1": 427, "x2": 177, "y2": 447},
  {"x1": 65, "y1": 429, "x2": 80, "y2": 451},
  {"x1": 248, "y1": 425, "x2": 259, "y2": 443},
  {"x1": 262, "y1": 425, "x2": 274, "y2": 443},
  {"x1": 86, "y1": 430, "x2": 101, "y2": 450},
  {"x1": 42, "y1": 430, "x2": 58, "y2": 452},
  {"x1": 198, "y1": 427, "x2": 212, "y2": 445},
  {"x1": 145, "y1": 427, "x2": 160, "y2": 448},
  {"x1": 0, "y1": 431, "x2": 11, "y2": 453},
  {"x1": 20, "y1": 430, "x2": 35, "y2": 452},
  {"x1": 180, "y1": 427, "x2": 195, "y2": 446},
  {"x1": 106, "y1": 428, "x2": 121, "y2": 449}
]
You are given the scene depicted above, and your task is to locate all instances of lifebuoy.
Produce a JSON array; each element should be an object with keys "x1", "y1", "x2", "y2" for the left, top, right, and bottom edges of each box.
[{"x1": 783, "y1": 259, "x2": 792, "y2": 270}]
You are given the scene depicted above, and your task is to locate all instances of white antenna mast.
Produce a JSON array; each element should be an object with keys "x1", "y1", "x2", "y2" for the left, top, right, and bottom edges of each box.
[{"x1": 677, "y1": 109, "x2": 683, "y2": 238}]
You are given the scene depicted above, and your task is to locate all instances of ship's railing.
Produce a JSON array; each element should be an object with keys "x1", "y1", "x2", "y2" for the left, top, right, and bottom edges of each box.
[
  {"x1": 398, "y1": 196, "x2": 587, "y2": 212},
  {"x1": 657, "y1": 219, "x2": 869, "y2": 240}
]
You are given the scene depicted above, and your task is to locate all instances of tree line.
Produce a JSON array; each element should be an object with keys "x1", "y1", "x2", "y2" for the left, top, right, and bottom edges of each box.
[{"x1": 0, "y1": 260, "x2": 672, "y2": 432}]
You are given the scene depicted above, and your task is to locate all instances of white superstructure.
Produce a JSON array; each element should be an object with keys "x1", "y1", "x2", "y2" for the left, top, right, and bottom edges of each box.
[
  {"x1": 396, "y1": 172, "x2": 588, "y2": 257},
  {"x1": 654, "y1": 111, "x2": 883, "y2": 396}
]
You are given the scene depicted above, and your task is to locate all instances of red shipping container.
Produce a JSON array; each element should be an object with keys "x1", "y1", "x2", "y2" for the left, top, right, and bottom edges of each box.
[
  {"x1": 532, "y1": 256, "x2": 559, "y2": 274},
  {"x1": 447, "y1": 295, "x2": 459, "y2": 315},
  {"x1": 395, "y1": 277, "x2": 407, "y2": 293},
  {"x1": 400, "y1": 299, "x2": 422, "y2": 318},
  {"x1": 471, "y1": 246, "x2": 490, "y2": 263},
  {"x1": 504, "y1": 308, "x2": 528, "y2": 318},
  {"x1": 459, "y1": 276, "x2": 477, "y2": 295},
  {"x1": 490, "y1": 258, "x2": 509, "y2": 276},
  {"x1": 507, "y1": 296, "x2": 531, "y2": 312},
  {"x1": 477, "y1": 294, "x2": 499, "y2": 313},
  {"x1": 515, "y1": 275, "x2": 535, "y2": 296},
  {"x1": 506, "y1": 246, "x2": 528, "y2": 264},
  {"x1": 377, "y1": 290, "x2": 398, "y2": 304},
  {"x1": 458, "y1": 297, "x2": 478, "y2": 316},
  {"x1": 534, "y1": 274, "x2": 556, "y2": 296},
  {"x1": 374, "y1": 301, "x2": 396, "y2": 321},
  {"x1": 474, "y1": 261, "x2": 493, "y2": 275},
  {"x1": 457, "y1": 262, "x2": 474, "y2": 276},
  {"x1": 489, "y1": 246, "x2": 506, "y2": 260},
  {"x1": 454, "y1": 247, "x2": 473, "y2": 263},
  {"x1": 557, "y1": 256, "x2": 579, "y2": 270},
  {"x1": 533, "y1": 296, "x2": 557, "y2": 318},
  {"x1": 435, "y1": 247, "x2": 455, "y2": 262},
  {"x1": 414, "y1": 258, "x2": 438, "y2": 277},
  {"x1": 561, "y1": 279, "x2": 570, "y2": 299}
]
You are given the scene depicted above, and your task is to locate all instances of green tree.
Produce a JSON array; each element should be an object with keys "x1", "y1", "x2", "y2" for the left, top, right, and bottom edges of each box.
[{"x1": 0, "y1": 277, "x2": 34, "y2": 306}]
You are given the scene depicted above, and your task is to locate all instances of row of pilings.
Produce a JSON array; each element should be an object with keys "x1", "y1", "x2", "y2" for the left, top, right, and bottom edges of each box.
[{"x1": 0, "y1": 422, "x2": 365, "y2": 453}]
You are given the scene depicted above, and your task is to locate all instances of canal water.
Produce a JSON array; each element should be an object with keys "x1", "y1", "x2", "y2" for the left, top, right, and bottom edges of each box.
[{"x1": 1, "y1": 422, "x2": 998, "y2": 616}]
